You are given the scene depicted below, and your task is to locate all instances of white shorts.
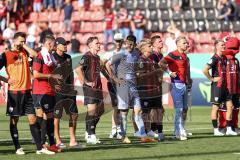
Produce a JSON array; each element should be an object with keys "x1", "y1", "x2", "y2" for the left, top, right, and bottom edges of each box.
[{"x1": 117, "y1": 80, "x2": 141, "y2": 110}]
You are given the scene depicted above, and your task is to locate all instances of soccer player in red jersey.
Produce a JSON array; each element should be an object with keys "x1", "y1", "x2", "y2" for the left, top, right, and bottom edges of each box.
[
  {"x1": 77, "y1": 36, "x2": 104, "y2": 144},
  {"x1": 159, "y1": 36, "x2": 191, "y2": 140},
  {"x1": 32, "y1": 35, "x2": 62, "y2": 152},
  {"x1": 203, "y1": 39, "x2": 237, "y2": 136},
  {"x1": 149, "y1": 35, "x2": 165, "y2": 141},
  {"x1": 218, "y1": 36, "x2": 240, "y2": 134},
  {"x1": 0, "y1": 32, "x2": 54, "y2": 155}
]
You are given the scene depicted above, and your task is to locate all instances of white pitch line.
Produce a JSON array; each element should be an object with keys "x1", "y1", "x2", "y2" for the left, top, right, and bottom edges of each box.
[{"x1": 0, "y1": 127, "x2": 212, "y2": 142}]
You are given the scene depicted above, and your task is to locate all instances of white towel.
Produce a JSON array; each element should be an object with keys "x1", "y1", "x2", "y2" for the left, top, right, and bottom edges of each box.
[{"x1": 40, "y1": 47, "x2": 57, "y2": 66}]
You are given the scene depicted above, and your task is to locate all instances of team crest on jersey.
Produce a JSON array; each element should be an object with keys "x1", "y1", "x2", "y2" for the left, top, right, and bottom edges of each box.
[
  {"x1": 9, "y1": 106, "x2": 13, "y2": 113},
  {"x1": 144, "y1": 101, "x2": 148, "y2": 106},
  {"x1": 79, "y1": 58, "x2": 85, "y2": 65},
  {"x1": 139, "y1": 62, "x2": 144, "y2": 68},
  {"x1": 55, "y1": 109, "x2": 59, "y2": 115},
  {"x1": 44, "y1": 104, "x2": 49, "y2": 109},
  {"x1": 214, "y1": 97, "x2": 219, "y2": 102}
]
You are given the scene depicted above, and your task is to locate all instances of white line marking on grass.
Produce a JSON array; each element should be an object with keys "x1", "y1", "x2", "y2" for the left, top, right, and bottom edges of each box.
[{"x1": 0, "y1": 127, "x2": 212, "y2": 142}]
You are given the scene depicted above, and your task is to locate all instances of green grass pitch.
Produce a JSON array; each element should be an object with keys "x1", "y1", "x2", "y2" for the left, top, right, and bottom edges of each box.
[{"x1": 0, "y1": 106, "x2": 240, "y2": 160}]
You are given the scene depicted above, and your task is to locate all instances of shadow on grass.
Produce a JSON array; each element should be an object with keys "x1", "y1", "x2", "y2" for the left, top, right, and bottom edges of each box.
[{"x1": 101, "y1": 149, "x2": 240, "y2": 160}]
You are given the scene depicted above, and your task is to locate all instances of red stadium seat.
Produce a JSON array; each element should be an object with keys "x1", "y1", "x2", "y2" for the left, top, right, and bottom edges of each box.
[
  {"x1": 72, "y1": 0, "x2": 79, "y2": 11},
  {"x1": 75, "y1": 33, "x2": 83, "y2": 42},
  {"x1": 80, "y1": 11, "x2": 92, "y2": 21},
  {"x1": 27, "y1": 12, "x2": 38, "y2": 22},
  {"x1": 96, "y1": 33, "x2": 104, "y2": 43},
  {"x1": 71, "y1": 22, "x2": 81, "y2": 33},
  {"x1": 198, "y1": 32, "x2": 212, "y2": 44},
  {"x1": 92, "y1": 22, "x2": 104, "y2": 33},
  {"x1": 80, "y1": 22, "x2": 93, "y2": 33},
  {"x1": 188, "y1": 32, "x2": 198, "y2": 42},
  {"x1": 211, "y1": 32, "x2": 221, "y2": 40},
  {"x1": 18, "y1": 23, "x2": 28, "y2": 33},
  {"x1": 39, "y1": 12, "x2": 50, "y2": 22},
  {"x1": 72, "y1": 11, "x2": 80, "y2": 21},
  {"x1": 196, "y1": 44, "x2": 214, "y2": 53},
  {"x1": 80, "y1": 33, "x2": 94, "y2": 44},
  {"x1": 234, "y1": 32, "x2": 240, "y2": 39},
  {"x1": 80, "y1": 44, "x2": 88, "y2": 53},
  {"x1": 62, "y1": 33, "x2": 72, "y2": 41},
  {"x1": 49, "y1": 11, "x2": 60, "y2": 22},
  {"x1": 51, "y1": 22, "x2": 62, "y2": 33},
  {"x1": 91, "y1": 11, "x2": 104, "y2": 21},
  {"x1": 0, "y1": 45, "x2": 4, "y2": 53}
]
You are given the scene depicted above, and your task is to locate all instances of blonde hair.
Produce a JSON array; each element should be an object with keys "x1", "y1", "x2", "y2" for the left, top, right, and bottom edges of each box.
[
  {"x1": 137, "y1": 38, "x2": 151, "y2": 51},
  {"x1": 175, "y1": 36, "x2": 187, "y2": 45},
  {"x1": 214, "y1": 39, "x2": 224, "y2": 53}
]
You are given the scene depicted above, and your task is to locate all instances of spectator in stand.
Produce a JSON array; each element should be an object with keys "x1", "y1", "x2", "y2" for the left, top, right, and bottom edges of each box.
[
  {"x1": 165, "y1": 23, "x2": 181, "y2": 53},
  {"x1": 43, "y1": 0, "x2": 54, "y2": 10},
  {"x1": 6, "y1": 0, "x2": 17, "y2": 24},
  {"x1": 63, "y1": 0, "x2": 73, "y2": 33},
  {"x1": 55, "y1": 0, "x2": 63, "y2": 13},
  {"x1": 217, "y1": 0, "x2": 236, "y2": 21},
  {"x1": 0, "y1": 0, "x2": 8, "y2": 33},
  {"x1": 3, "y1": 22, "x2": 16, "y2": 43},
  {"x1": 131, "y1": 9, "x2": 146, "y2": 43},
  {"x1": 235, "y1": 0, "x2": 240, "y2": 19},
  {"x1": 78, "y1": 0, "x2": 85, "y2": 14},
  {"x1": 3, "y1": 39, "x2": 11, "y2": 51},
  {"x1": 91, "y1": 0, "x2": 103, "y2": 12},
  {"x1": 69, "y1": 35, "x2": 81, "y2": 54},
  {"x1": 117, "y1": 6, "x2": 131, "y2": 39},
  {"x1": 39, "y1": 22, "x2": 54, "y2": 44},
  {"x1": 33, "y1": 0, "x2": 42, "y2": 12},
  {"x1": 104, "y1": 8, "x2": 115, "y2": 50},
  {"x1": 26, "y1": 21, "x2": 38, "y2": 49},
  {"x1": 181, "y1": 0, "x2": 190, "y2": 10}
]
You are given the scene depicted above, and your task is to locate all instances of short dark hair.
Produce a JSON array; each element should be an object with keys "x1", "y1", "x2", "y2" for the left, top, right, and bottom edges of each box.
[
  {"x1": 86, "y1": 36, "x2": 98, "y2": 46},
  {"x1": 43, "y1": 34, "x2": 55, "y2": 44},
  {"x1": 13, "y1": 32, "x2": 26, "y2": 39},
  {"x1": 126, "y1": 35, "x2": 136, "y2": 44},
  {"x1": 151, "y1": 35, "x2": 161, "y2": 44}
]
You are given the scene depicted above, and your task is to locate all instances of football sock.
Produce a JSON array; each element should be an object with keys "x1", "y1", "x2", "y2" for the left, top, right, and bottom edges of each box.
[
  {"x1": 156, "y1": 124, "x2": 163, "y2": 133},
  {"x1": 134, "y1": 115, "x2": 145, "y2": 135},
  {"x1": 226, "y1": 120, "x2": 231, "y2": 127},
  {"x1": 29, "y1": 123, "x2": 42, "y2": 150},
  {"x1": 41, "y1": 119, "x2": 47, "y2": 145},
  {"x1": 151, "y1": 123, "x2": 157, "y2": 132},
  {"x1": 86, "y1": 114, "x2": 96, "y2": 135},
  {"x1": 212, "y1": 120, "x2": 218, "y2": 128},
  {"x1": 46, "y1": 118, "x2": 55, "y2": 146},
  {"x1": 10, "y1": 123, "x2": 21, "y2": 150},
  {"x1": 120, "y1": 114, "x2": 127, "y2": 136}
]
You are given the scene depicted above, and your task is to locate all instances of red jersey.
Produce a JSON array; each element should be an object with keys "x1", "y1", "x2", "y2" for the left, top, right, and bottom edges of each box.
[
  {"x1": 117, "y1": 11, "x2": 130, "y2": 28},
  {"x1": 164, "y1": 50, "x2": 189, "y2": 83},
  {"x1": 0, "y1": 4, "x2": 7, "y2": 18},
  {"x1": 207, "y1": 54, "x2": 227, "y2": 88},
  {"x1": 34, "y1": 0, "x2": 42, "y2": 3},
  {"x1": 79, "y1": 51, "x2": 102, "y2": 89},
  {"x1": 226, "y1": 56, "x2": 240, "y2": 94},
  {"x1": 105, "y1": 13, "x2": 115, "y2": 30},
  {"x1": 32, "y1": 53, "x2": 55, "y2": 95},
  {"x1": 132, "y1": 14, "x2": 145, "y2": 29}
]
